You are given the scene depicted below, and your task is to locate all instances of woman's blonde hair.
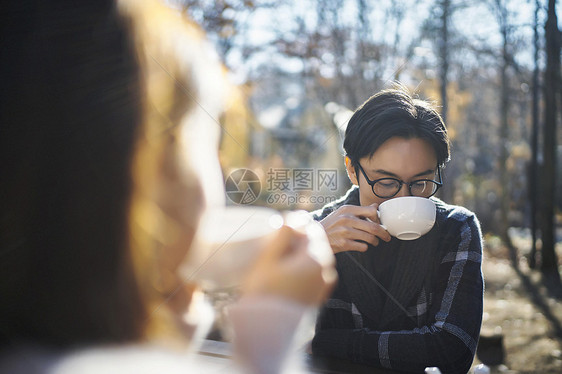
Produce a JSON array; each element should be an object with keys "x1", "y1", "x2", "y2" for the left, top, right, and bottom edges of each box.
[{"x1": 121, "y1": 0, "x2": 228, "y2": 344}]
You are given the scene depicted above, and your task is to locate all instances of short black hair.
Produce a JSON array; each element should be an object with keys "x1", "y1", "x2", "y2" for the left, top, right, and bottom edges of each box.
[{"x1": 343, "y1": 85, "x2": 450, "y2": 169}]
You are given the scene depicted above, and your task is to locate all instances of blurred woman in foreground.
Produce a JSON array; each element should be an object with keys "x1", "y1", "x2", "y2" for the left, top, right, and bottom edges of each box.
[{"x1": 0, "y1": 1, "x2": 335, "y2": 373}]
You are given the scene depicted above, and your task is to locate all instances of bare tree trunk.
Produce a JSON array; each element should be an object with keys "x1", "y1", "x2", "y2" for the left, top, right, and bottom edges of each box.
[
  {"x1": 439, "y1": 0, "x2": 449, "y2": 126},
  {"x1": 438, "y1": 0, "x2": 454, "y2": 204},
  {"x1": 497, "y1": 0, "x2": 511, "y2": 245},
  {"x1": 356, "y1": 0, "x2": 369, "y2": 104},
  {"x1": 528, "y1": 0, "x2": 540, "y2": 269},
  {"x1": 540, "y1": 0, "x2": 561, "y2": 285}
]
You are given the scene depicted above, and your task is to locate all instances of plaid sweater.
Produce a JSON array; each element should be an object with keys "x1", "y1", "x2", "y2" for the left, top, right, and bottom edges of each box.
[{"x1": 311, "y1": 187, "x2": 484, "y2": 374}]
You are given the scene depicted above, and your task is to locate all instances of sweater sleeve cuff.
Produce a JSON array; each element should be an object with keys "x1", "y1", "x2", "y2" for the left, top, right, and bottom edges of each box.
[{"x1": 311, "y1": 329, "x2": 355, "y2": 360}]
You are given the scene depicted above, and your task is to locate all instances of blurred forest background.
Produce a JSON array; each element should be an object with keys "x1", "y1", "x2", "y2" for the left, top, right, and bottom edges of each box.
[
  {"x1": 172, "y1": 0, "x2": 561, "y2": 283},
  {"x1": 169, "y1": 0, "x2": 562, "y2": 370}
]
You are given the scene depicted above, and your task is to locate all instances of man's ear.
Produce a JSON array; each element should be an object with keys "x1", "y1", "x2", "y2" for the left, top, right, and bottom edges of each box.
[{"x1": 345, "y1": 156, "x2": 359, "y2": 186}]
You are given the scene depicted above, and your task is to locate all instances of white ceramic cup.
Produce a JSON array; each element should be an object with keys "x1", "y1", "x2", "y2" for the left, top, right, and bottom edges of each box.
[
  {"x1": 378, "y1": 196, "x2": 436, "y2": 240},
  {"x1": 180, "y1": 206, "x2": 284, "y2": 290}
]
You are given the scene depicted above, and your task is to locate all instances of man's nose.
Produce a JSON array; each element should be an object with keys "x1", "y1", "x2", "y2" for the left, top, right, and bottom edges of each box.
[{"x1": 395, "y1": 183, "x2": 412, "y2": 197}]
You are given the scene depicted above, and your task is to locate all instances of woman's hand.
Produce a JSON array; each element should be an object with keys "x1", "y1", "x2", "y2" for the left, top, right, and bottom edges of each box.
[
  {"x1": 242, "y1": 226, "x2": 336, "y2": 306},
  {"x1": 319, "y1": 204, "x2": 391, "y2": 253}
]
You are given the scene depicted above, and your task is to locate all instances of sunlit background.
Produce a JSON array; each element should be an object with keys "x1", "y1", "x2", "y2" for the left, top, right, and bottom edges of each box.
[
  {"x1": 171, "y1": 0, "x2": 559, "y2": 231},
  {"x1": 166, "y1": 1, "x2": 562, "y2": 370}
]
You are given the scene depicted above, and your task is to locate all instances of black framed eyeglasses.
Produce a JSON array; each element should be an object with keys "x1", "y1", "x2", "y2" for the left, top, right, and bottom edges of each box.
[{"x1": 355, "y1": 163, "x2": 442, "y2": 198}]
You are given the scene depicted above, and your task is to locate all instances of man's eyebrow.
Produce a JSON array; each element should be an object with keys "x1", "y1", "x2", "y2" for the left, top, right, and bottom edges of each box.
[{"x1": 372, "y1": 168, "x2": 436, "y2": 179}]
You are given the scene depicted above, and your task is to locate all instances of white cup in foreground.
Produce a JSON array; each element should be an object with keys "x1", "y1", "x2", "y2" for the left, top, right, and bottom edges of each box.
[
  {"x1": 180, "y1": 206, "x2": 283, "y2": 290},
  {"x1": 378, "y1": 196, "x2": 436, "y2": 240}
]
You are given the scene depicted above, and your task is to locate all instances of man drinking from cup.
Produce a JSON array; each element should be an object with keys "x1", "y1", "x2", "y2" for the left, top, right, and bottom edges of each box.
[{"x1": 311, "y1": 84, "x2": 484, "y2": 374}]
